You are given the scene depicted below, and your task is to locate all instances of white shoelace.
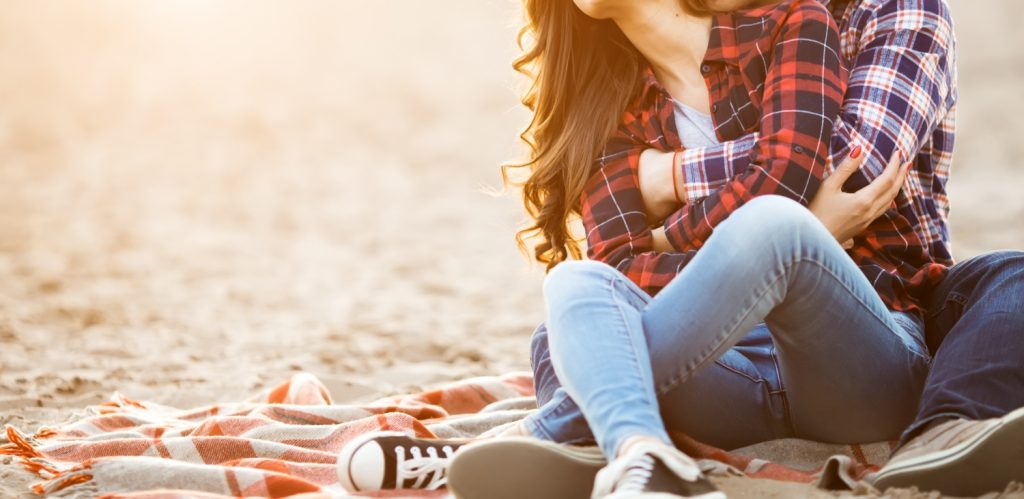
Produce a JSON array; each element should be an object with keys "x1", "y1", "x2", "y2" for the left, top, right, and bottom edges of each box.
[
  {"x1": 395, "y1": 445, "x2": 455, "y2": 490},
  {"x1": 592, "y1": 442, "x2": 703, "y2": 498},
  {"x1": 615, "y1": 454, "x2": 656, "y2": 492}
]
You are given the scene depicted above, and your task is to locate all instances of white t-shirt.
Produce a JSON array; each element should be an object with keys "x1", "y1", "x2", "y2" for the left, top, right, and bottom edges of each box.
[{"x1": 672, "y1": 100, "x2": 720, "y2": 148}]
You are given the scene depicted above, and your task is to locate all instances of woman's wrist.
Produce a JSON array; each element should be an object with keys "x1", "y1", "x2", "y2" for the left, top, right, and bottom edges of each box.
[
  {"x1": 671, "y1": 150, "x2": 685, "y2": 205},
  {"x1": 638, "y1": 149, "x2": 680, "y2": 205}
]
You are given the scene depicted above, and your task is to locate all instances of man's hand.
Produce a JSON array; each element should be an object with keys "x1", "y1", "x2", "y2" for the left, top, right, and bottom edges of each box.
[{"x1": 810, "y1": 147, "x2": 910, "y2": 245}]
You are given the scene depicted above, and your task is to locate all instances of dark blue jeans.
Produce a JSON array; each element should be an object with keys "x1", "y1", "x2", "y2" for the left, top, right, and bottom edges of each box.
[
  {"x1": 529, "y1": 250, "x2": 1024, "y2": 449},
  {"x1": 899, "y1": 250, "x2": 1024, "y2": 444}
]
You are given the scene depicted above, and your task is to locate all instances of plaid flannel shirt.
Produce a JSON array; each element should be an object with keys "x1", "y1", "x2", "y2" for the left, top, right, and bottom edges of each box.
[{"x1": 580, "y1": 0, "x2": 954, "y2": 315}]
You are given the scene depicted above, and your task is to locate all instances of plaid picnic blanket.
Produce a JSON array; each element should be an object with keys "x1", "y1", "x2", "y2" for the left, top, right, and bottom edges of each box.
[{"x1": 1, "y1": 372, "x2": 887, "y2": 498}]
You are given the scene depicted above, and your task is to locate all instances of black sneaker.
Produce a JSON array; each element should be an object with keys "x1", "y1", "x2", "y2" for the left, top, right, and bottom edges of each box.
[
  {"x1": 336, "y1": 431, "x2": 466, "y2": 492},
  {"x1": 592, "y1": 441, "x2": 724, "y2": 499},
  {"x1": 448, "y1": 436, "x2": 608, "y2": 499}
]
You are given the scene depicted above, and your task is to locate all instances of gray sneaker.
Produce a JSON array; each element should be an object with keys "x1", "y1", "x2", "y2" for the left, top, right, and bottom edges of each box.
[
  {"x1": 873, "y1": 406, "x2": 1024, "y2": 496},
  {"x1": 448, "y1": 436, "x2": 608, "y2": 499}
]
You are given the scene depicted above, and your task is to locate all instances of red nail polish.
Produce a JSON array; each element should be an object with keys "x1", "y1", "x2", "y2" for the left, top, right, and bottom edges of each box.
[{"x1": 851, "y1": 146, "x2": 863, "y2": 159}]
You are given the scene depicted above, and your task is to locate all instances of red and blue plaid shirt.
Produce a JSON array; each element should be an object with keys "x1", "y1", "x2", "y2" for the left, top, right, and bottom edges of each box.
[{"x1": 579, "y1": 0, "x2": 954, "y2": 315}]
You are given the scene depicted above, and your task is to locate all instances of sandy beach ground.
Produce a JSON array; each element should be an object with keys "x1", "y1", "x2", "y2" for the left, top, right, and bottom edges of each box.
[{"x1": 1, "y1": 1, "x2": 1022, "y2": 497}]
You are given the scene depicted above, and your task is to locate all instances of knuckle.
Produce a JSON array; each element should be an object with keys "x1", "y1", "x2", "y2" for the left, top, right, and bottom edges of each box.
[{"x1": 853, "y1": 198, "x2": 872, "y2": 214}]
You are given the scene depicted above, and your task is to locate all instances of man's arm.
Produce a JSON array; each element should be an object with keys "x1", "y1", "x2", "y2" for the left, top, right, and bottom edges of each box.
[
  {"x1": 637, "y1": 137, "x2": 756, "y2": 221},
  {"x1": 828, "y1": 0, "x2": 956, "y2": 189},
  {"x1": 641, "y1": 0, "x2": 955, "y2": 217},
  {"x1": 662, "y1": 1, "x2": 846, "y2": 252}
]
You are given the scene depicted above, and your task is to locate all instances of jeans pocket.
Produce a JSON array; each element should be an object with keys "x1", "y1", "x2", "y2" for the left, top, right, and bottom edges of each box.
[{"x1": 712, "y1": 351, "x2": 769, "y2": 385}]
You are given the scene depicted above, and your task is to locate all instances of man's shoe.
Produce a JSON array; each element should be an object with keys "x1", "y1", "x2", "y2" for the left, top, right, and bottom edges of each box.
[
  {"x1": 336, "y1": 431, "x2": 466, "y2": 492},
  {"x1": 591, "y1": 441, "x2": 725, "y2": 499},
  {"x1": 873, "y1": 406, "x2": 1024, "y2": 496},
  {"x1": 447, "y1": 436, "x2": 607, "y2": 499}
]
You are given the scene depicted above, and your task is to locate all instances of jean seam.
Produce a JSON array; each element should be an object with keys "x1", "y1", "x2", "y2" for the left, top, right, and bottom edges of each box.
[
  {"x1": 656, "y1": 272, "x2": 778, "y2": 396},
  {"x1": 522, "y1": 412, "x2": 556, "y2": 441},
  {"x1": 787, "y1": 256, "x2": 931, "y2": 363},
  {"x1": 655, "y1": 248, "x2": 927, "y2": 397},
  {"x1": 923, "y1": 300, "x2": 949, "y2": 322},
  {"x1": 897, "y1": 411, "x2": 967, "y2": 449},
  {"x1": 769, "y1": 341, "x2": 795, "y2": 435},
  {"x1": 924, "y1": 292, "x2": 967, "y2": 322},
  {"x1": 615, "y1": 273, "x2": 653, "y2": 305},
  {"x1": 608, "y1": 274, "x2": 672, "y2": 454},
  {"x1": 608, "y1": 275, "x2": 660, "y2": 415},
  {"x1": 536, "y1": 391, "x2": 580, "y2": 420},
  {"x1": 769, "y1": 343, "x2": 785, "y2": 393},
  {"x1": 711, "y1": 359, "x2": 765, "y2": 384},
  {"x1": 947, "y1": 292, "x2": 969, "y2": 306},
  {"x1": 653, "y1": 238, "x2": 807, "y2": 394}
]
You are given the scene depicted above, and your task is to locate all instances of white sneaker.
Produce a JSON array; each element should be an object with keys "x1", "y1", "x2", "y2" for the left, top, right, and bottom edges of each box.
[
  {"x1": 336, "y1": 431, "x2": 466, "y2": 492},
  {"x1": 591, "y1": 441, "x2": 725, "y2": 499}
]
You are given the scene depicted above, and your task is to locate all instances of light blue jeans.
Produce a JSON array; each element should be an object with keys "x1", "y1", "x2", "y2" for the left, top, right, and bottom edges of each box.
[{"x1": 523, "y1": 196, "x2": 931, "y2": 458}]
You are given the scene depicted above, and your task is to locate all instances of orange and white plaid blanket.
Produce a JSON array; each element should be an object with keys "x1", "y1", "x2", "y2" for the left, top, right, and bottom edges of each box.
[{"x1": 1, "y1": 372, "x2": 888, "y2": 498}]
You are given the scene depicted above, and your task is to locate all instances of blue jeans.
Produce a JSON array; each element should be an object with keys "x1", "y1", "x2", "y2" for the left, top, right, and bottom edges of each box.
[
  {"x1": 523, "y1": 196, "x2": 931, "y2": 457},
  {"x1": 899, "y1": 250, "x2": 1024, "y2": 444}
]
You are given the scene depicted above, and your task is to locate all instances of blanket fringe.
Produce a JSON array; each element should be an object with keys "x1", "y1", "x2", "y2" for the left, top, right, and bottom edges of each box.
[
  {"x1": 98, "y1": 392, "x2": 149, "y2": 414},
  {"x1": 1, "y1": 425, "x2": 39, "y2": 456},
  {"x1": 33, "y1": 427, "x2": 58, "y2": 439},
  {"x1": 1, "y1": 425, "x2": 62, "y2": 478},
  {"x1": 2, "y1": 430, "x2": 97, "y2": 497},
  {"x1": 33, "y1": 465, "x2": 96, "y2": 497}
]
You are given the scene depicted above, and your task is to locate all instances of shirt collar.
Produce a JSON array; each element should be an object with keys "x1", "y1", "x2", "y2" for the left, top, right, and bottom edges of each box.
[
  {"x1": 636, "y1": 7, "x2": 774, "y2": 102},
  {"x1": 637, "y1": 0, "x2": 850, "y2": 102},
  {"x1": 704, "y1": 3, "x2": 788, "y2": 64},
  {"x1": 639, "y1": 67, "x2": 663, "y2": 104}
]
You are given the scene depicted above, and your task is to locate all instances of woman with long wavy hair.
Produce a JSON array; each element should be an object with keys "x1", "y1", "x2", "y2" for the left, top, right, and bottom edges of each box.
[{"x1": 337, "y1": 1, "x2": 924, "y2": 498}]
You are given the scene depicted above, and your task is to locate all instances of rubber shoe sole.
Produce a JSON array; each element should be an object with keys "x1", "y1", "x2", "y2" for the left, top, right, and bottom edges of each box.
[
  {"x1": 336, "y1": 430, "x2": 405, "y2": 492},
  {"x1": 873, "y1": 406, "x2": 1024, "y2": 496},
  {"x1": 447, "y1": 437, "x2": 606, "y2": 499}
]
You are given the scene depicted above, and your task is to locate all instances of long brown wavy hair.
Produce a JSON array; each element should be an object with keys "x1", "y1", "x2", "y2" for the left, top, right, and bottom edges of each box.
[{"x1": 504, "y1": 0, "x2": 710, "y2": 269}]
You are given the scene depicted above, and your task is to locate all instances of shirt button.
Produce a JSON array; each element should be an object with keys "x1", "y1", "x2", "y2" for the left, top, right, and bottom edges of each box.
[
  {"x1": 794, "y1": 146, "x2": 805, "y2": 154},
  {"x1": 701, "y1": 64, "x2": 712, "y2": 74},
  {"x1": 711, "y1": 104, "x2": 719, "y2": 113}
]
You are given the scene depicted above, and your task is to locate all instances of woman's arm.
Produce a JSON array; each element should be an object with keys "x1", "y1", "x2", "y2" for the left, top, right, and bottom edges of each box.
[
  {"x1": 637, "y1": 137, "x2": 757, "y2": 221},
  {"x1": 645, "y1": 145, "x2": 910, "y2": 244},
  {"x1": 579, "y1": 139, "x2": 699, "y2": 296},
  {"x1": 643, "y1": 0, "x2": 954, "y2": 232},
  {"x1": 662, "y1": 0, "x2": 846, "y2": 252},
  {"x1": 578, "y1": 1, "x2": 843, "y2": 294}
]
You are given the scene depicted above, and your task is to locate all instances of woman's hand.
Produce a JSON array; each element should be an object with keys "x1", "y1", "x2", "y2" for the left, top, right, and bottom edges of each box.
[
  {"x1": 637, "y1": 149, "x2": 682, "y2": 223},
  {"x1": 651, "y1": 227, "x2": 674, "y2": 253},
  {"x1": 809, "y1": 147, "x2": 910, "y2": 245}
]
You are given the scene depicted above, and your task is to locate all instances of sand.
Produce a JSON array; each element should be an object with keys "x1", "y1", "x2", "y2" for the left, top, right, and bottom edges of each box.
[{"x1": 0, "y1": 1, "x2": 1022, "y2": 497}]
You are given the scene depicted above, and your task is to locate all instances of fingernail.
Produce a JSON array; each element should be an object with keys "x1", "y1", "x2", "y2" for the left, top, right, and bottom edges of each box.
[{"x1": 851, "y1": 146, "x2": 863, "y2": 159}]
